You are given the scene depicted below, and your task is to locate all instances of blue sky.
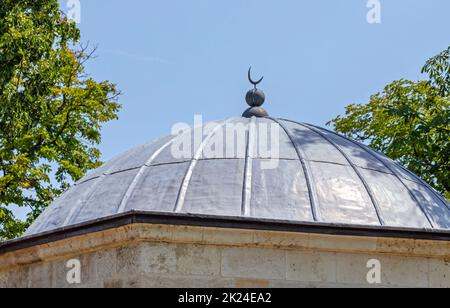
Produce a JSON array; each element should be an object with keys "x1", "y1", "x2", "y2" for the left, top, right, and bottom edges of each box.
[
  {"x1": 12, "y1": 0, "x2": 450, "y2": 220},
  {"x1": 69, "y1": 0, "x2": 450, "y2": 160}
]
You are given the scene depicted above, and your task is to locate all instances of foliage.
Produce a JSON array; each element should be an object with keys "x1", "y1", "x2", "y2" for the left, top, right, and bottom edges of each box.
[
  {"x1": 0, "y1": 0, "x2": 121, "y2": 240},
  {"x1": 329, "y1": 47, "x2": 450, "y2": 200}
]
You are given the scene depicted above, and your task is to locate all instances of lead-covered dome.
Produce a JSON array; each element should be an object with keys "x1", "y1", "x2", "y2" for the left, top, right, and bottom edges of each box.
[{"x1": 25, "y1": 117, "x2": 450, "y2": 236}]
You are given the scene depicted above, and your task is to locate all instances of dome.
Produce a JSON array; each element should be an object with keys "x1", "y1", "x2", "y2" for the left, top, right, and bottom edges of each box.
[{"x1": 25, "y1": 117, "x2": 450, "y2": 236}]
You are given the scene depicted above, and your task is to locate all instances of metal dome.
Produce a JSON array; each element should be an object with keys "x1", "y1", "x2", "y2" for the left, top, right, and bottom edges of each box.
[{"x1": 25, "y1": 117, "x2": 450, "y2": 236}]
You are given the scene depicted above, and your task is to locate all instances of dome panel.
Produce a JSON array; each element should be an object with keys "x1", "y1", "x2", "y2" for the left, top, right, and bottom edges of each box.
[
  {"x1": 309, "y1": 125, "x2": 392, "y2": 174},
  {"x1": 250, "y1": 159, "x2": 313, "y2": 221},
  {"x1": 360, "y1": 146, "x2": 422, "y2": 184},
  {"x1": 76, "y1": 135, "x2": 176, "y2": 184},
  {"x1": 181, "y1": 159, "x2": 245, "y2": 217},
  {"x1": 358, "y1": 168, "x2": 431, "y2": 228},
  {"x1": 124, "y1": 162, "x2": 190, "y2": 213},
  {"x1": 77, "y1": 148, "x2": 136, "y2": 183},
  {"x1": 25, "y1": 179, "x2": 100, "y2": 235},
  {"x1": 105, "y1": 135, "x2": 175, "y2": 174},
  {"x1": 403, "y1": 180, "x2": 450, "y2": 229},
  {"x1": 309, "y1": 161, "x2": 381, "y2": 225},
  {"x1": 278, "y1": 120, "x2": 349, "y2": 165},
  {"x1": 69, "y1": 169, "x2": 139, "y2": 226}
]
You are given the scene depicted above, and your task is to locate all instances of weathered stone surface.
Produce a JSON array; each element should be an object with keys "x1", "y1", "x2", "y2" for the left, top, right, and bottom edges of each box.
[
  {"x1": 253, "y1": 231, "x2": 309, "y2": 250},
  {"x1": 29, "y1": 262, "x2": 53, "y2": 288},
  {"x1": 51, "y1": 259, "x2": 71, "y2": 288},
  {"x1": 380, "y1": 255, "x2": 429, "y2": 288},
  {"x1": 0, "y1": 270, "x2": 8, "y2": 288},
  {"x1": 104, "y1": 276, "x2": 124, "y2": 288},
  {"x1": 286, "y1": 251, "x2": 337, "y2": 283},
  {"x1": 92, "y1": 249, "x2": 118, "y2": 282},
  {"x1": 376, "y1": 238, "x2": 415, "y2": 255},
  {"x1": 335, "y1": 253, "x2": 431, "y2": 288},
  {"x1": 336, "y1": 253, "x2": 376, "y2": 286},
  {"x1": 120, "y1": 274, "x2": 236, "y2": 288},
  {"x1": 203, "y1": 228, "x2": 254, "y2": 247},
  {"x1": 4, "y1": 267, "x2": 30, "y2": 288},
  {"x1": 171, "y1": 226, "x2": 204, "y2": 244},
  {"x1": 175, "y1": 244, "x2": 221, "y2": 276},
  {"x1": 141, "y1": 243, "x2": 177, "y2": 274},
  {"x1": 235, "y1": 278, "x2": 271, "y2": 288},
  {"x1": 309, "y1": 233, "x2": 378, "y2": 253},
  {"x1": 137, "y1": 225, "x2": 173, "y2": 242},
  {"x1": 429, "y1": 258, "x2": 450, "y2": 288},
  {"x1": 1, "y1": 223, "x2": 449, "y2": 288},
  {"x1": 116, "y1": 244, "x2": 143, "y2": 275},
  {"x1": 221, "y1": 247, "x2": 285, "y2": 280}
]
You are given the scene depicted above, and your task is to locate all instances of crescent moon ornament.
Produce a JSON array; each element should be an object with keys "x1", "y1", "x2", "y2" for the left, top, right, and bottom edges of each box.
[
  {"x1": 243, "y1": 67, "x2": 269, "y2": 118},
  {"x1": 248, "y1": 67, "x2": 264, "y2": 87}
]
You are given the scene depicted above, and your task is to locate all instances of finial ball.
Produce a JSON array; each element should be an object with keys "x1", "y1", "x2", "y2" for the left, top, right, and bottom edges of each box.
[{"x1": 245, "y1": 89, "x2": 265, "y2": 107}]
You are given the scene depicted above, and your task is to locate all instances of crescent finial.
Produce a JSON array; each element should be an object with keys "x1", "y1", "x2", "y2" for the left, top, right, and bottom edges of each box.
[{"x1": 248, "y1": 67, "x2": 264, "y2": 87}]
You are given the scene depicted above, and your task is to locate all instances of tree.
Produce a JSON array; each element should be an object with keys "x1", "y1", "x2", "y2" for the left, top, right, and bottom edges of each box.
[
  {"x1": 329, "y1": 46, "x2": 450, "y2": 200},
  {"x1": 0, "y1": 0, "x2": 121, "y2": 240}
]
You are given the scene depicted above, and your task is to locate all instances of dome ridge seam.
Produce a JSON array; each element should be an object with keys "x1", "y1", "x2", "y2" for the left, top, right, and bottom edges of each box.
[
  {"x1": 242, "y1": 117, "x2": 256, "y2": 217},
  {"x1": 269, "y1": 117, "x2": 321, "y2": 222}
]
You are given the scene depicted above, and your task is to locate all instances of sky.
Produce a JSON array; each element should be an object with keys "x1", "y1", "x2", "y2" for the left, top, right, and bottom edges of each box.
[
  {"x1": 12, "y1": 0, "x2": 450, "y2": 220},
  {"x1": 69, "y1": 0, "x2": 450, "y2": 159}
]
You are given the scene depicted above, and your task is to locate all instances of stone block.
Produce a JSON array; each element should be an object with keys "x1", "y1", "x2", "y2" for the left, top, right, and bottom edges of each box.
[
  {"x1": 120, "y1": 274, "x2": 235, "y2": 288},
  {"x1": 171, "y1": 226, "x2": 205, "y2": 244},
  {"x1": 380, "y1": 255, "x2": 429, "y2": 288},
  {"x1": 203, "y1": 228, "x2": 254, "y2": 246},
  {"x1": 92, "y1": 249, "x2": 118, "y2": 283},
  {"x1": 429, "y1": 258, "x2": 450, "y2": 288},
  {"x1": 309, "y1": 233, "x2": 377, "y2": 253},
  {"x1": 221, "y1": 247, "x2": 285, "y2": 280},
  {"x1": 116, "y1": 244, "x2": 143, "y2": 275},
  {"x1": 137, "y1": 224, "x2": 173, "y2": 242},
  {"x1": 286, "y1": 251, "x2": 337, "y2": 283},
  {"x1": 253, "y1": 231, "x2": 309, "y2": 249},
  {"x1": 4, "y1": 267, "x2": 30, "y2": 288},
  {"x1": 29, "y1": 262, "x2": 53, "y2": 288},
  {"x1": 175, "y1": 244, "x2": 221, "y2": 276},
  {"x1": 376, "y1": 238, "x2": 415, "y2": 255},
  {"x1": 140, "y1": 243, "x2": 177, "y2": 274},
  {"x1": 0, "y1": 270, "x2": 8, "y2": 288}
]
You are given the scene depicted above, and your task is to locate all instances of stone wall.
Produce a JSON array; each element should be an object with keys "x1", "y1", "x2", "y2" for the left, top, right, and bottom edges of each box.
[{"x1": 0, "y1": 224, "x2": 449, "y2": 288}]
